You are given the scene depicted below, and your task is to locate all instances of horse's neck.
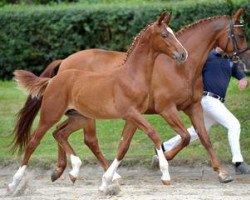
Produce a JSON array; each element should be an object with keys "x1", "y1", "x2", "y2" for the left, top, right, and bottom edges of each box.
[
  {"x1": 180, "y1": 17, "x2": 229, "y2": 80},
  {"x1": 124, "y1": 36, "x2": 158, "y2": 85}
]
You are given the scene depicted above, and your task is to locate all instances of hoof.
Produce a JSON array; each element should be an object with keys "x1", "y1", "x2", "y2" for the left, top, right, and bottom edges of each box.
[
  {"x1": 112, "y1": 178, "x2": 124, "y2": 185},
  {"x1": 98, "y1": 184, "x2": 121, "y2": 196},
  {"x1": 51, "y1": 171, "x2": 60, "y2": 182},
  {"x1": 161, "y1": 179, "x2": 171, "y2": 185},
  {"x1": 69, "y1": 174, "x2": 77, "y2": 184},
  {"x1": 218, "y1": 172, "x2": 233, "y2": 183},
  {"x1": 6, "y1": 185, "x2": 14, "y2": 196}
]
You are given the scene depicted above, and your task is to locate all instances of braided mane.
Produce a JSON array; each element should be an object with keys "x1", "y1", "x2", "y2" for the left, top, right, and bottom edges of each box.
[
  {"x1": 122, "y1": 23, "x2": 153, "y2": 64},
  {"x1": 122, "y1": 15, "x2": 231, "y2": 64},
  {"x1": 176, "y1": 15, "x2": 230, "y2": 37}
]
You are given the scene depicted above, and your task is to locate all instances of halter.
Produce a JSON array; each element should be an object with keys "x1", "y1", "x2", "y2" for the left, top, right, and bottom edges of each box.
[{"x1": 223, "y1": 19, "x2": 249, "y2": 61}]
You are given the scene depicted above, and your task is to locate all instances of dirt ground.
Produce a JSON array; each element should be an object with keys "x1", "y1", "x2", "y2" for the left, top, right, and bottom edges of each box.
[{"x1": 0, "y1": 164, "x2": 250, "y2": 200}]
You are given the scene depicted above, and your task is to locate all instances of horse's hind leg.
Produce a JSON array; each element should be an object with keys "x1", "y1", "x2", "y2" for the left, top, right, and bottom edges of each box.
[
  {"x1": 52, "y1": 117, "x2": 101, "y2": 182},
  {"x1": 8, "y1": 111, "x2": 64, "y2": 193},
  {"x1": 52, "y1": 113, "x2": 87, "y2": 183},
  {"x1": 51, "y1": 119, "x2": 69, "y2": 182},
  {"x1": 7, "y1": 94, "x2": 67, "y2": 194},
  {"x1": 52, "y1": 115, "x2": 121, "y2": 183},
  {"x1": 7, "y1": 123, "x2": 51, "y2": 193}
]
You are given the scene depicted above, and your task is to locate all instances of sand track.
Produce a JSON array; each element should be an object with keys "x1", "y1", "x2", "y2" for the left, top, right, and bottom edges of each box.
[{"x1": 0, "y1": 164, "x2": 250, "y2": 200}]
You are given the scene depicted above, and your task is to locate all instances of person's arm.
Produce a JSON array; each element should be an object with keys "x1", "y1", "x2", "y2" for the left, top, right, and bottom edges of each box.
[
  {"x1": 231, "y1": 62, "x2": 248, "y2": 90},
  {"x1": 238, "y1": 77, "x2": 249, "y2": 90}
]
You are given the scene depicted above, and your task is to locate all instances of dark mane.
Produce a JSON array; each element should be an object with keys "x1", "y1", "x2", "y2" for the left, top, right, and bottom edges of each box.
[
  {"x1": 122, "y1": 23, "x2": 154, "y2": 64},
  {"x1": 176, "y1": 15, "x2": 230, "y2": 37}
]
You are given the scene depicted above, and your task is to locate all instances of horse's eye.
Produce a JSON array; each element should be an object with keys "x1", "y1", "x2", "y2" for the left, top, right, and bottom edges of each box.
[{"x1": 161, "y1": 32, "x2": 169, "y2": 38}]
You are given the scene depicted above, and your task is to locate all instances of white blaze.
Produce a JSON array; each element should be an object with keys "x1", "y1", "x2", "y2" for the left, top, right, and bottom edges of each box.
[{"x1": 167, "y1": 26, "x2": 188, "y2": 60}]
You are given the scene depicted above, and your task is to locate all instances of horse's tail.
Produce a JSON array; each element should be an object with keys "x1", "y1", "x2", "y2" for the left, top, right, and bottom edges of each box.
[
  {"x1": 14, "y1": 70, "x2": 51, "y2": 98},
  {"x1": 11, "y1": 60, "x2": 62, "y2": 154},
  {"x1": 40, "y1": 59, "x2": 63, "y2": 77}
]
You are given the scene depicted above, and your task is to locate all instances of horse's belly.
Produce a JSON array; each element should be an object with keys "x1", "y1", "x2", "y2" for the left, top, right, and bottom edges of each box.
[{"x1": 74, "y1": 99, "x2": 120, "y2": 119}]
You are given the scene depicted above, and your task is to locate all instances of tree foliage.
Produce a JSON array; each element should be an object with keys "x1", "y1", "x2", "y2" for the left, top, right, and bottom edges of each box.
[{"x1": 0, "y1": 0, "x2": 249, "y2": 79}]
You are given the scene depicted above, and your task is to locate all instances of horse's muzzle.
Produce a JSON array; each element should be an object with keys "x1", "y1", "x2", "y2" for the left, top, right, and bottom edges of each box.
[{"x1": 174, "y1": 51, "x2": 188, "y2": 63}]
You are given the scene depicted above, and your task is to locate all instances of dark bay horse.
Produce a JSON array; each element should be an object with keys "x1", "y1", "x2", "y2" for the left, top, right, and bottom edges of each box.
[
  {"x1": 8, "y1": 13, "x2": 187, "y2": 194},
  {"x1": 11, "y1": 8, "x2": 248, "y2": 190}
]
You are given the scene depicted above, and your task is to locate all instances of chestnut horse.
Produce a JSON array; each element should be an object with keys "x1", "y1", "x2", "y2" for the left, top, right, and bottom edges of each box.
[
  {"x1": 11, "y1": 8, "x2": 248, "y2": 190},
  {"x1": 238, "y1": 50, "x2": 250, "y2": 73},
  {"x1": 8, "y1": 13, "x2": 188, "y2": 194}
]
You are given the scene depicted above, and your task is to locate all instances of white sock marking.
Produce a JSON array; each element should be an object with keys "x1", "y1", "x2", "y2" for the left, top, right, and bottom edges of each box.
[
  {"x1": 156, "y1": 147, "x2": 171, "y2": 181},
  {"x1": 8, "y1": 165, "x2": 27, "y2": 192},
  {"x1": 112, "y1": 172, "x2": 122, "y2": 181},
  {"x1": 99, "y1": 158, "x2": 121, "y2": 191},
  {"x1": 69, "y1": 154, "x2": 82, "y2": 178}
]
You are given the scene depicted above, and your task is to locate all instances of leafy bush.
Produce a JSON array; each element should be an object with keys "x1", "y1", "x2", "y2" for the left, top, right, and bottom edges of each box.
[
  {"x1": 0, "y1": 0, "x2": 249, "y2": 79},
  {"x1": 1, "y1": 0, "x2": 78, "y2": 5}
]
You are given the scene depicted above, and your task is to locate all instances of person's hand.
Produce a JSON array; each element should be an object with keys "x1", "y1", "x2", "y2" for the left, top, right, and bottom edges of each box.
[{"x1": 238, "y1": 77, "x2": 249, "y2": 90}]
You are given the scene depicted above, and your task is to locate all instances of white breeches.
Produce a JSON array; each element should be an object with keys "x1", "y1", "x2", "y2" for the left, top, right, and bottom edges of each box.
[{"x1": 162, "y1": 96, "x2": 243, "y2": 163}]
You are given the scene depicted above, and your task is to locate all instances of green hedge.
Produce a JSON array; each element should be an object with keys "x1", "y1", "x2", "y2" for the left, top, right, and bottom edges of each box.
[
  {"x1": 0, "y1": 0, "x2": 78, "y2": 5},
  {"x1": 0, "y1": 0, "x2": 249, "y2": 79}
]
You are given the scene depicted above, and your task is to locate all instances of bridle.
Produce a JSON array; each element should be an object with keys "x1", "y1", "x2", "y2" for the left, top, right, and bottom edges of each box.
[{"x1": 223, "y1": 19, "x2": 249, "y2": 61}]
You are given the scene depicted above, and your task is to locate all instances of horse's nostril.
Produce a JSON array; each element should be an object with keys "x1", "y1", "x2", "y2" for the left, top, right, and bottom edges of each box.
[{"x1": 182, "y1": 52, "x2": 186, "y2": 59}]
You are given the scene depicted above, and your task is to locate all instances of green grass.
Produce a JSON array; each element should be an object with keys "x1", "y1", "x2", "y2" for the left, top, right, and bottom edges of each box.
[{"x1": 0, "y1": 79, "x2": 249, "y2": 168}]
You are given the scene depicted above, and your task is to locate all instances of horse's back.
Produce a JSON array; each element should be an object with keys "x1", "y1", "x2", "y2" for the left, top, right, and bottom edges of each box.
[{"x1": 59, "y1": 49, "x2": 126, "y2": 73}]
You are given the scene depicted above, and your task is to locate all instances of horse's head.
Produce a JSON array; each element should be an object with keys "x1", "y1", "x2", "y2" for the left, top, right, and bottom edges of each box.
[
  {"x1": 217, "y1": 8, "x2": 249, "y2": 59},
  {"x1": 238, "y1": 49, "x2": 250, "y2": 73},
  {"x1": 151, "y1": 12, "x2": 188, "y2": 63}
]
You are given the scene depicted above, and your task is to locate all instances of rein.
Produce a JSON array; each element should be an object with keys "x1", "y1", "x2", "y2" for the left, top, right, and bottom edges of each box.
[{"x1": 224, "y1": 19, "x2": 249, "y2": 61}]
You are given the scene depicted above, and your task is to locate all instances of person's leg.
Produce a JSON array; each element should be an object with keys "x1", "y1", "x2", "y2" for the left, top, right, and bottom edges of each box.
[
  {"x1": 161, "y1": 99, "x2": 216, "y2": 152},
  {"x1": 151, "y1": 113, "x2": 215, "y2": 168},
  {"x1": 202, "y1": 99, "x2": 250, "y2": 174},
  {"x1": 202, "y1": 97, "x2": 243, "y2": 163},
  {"x1": 163, "y1": 96, "x2": 243, "y2": 163},
  {"x1": 154, "y1": 96, "x2": 250, "y2": 174},
  {"x1": 201, "y1": 97, "x2": 250, "y2": 174},
  {"x1": 151, "y1": 98, "x2": 216, "y2": 169}
]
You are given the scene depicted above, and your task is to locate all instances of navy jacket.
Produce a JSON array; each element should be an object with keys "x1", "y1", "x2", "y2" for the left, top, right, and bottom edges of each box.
[{"x1": 202, "y1": 49, "x2": 246, "y2": 99}]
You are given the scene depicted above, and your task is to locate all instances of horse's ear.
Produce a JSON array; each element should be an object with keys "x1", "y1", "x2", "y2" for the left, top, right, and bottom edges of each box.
[
  {"x1": 233, "y1": 8, "x2": 244, "y2": 22},
  {"x1": 157, "y1": 12, "x2": 167, "y2": 25},
  {"x1": 163, "y1": 11, "x2": 172, "y2": 25}
]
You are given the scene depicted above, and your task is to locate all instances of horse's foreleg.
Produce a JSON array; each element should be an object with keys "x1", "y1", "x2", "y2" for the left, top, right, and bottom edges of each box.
[
  {"x1": 124, "y1": 109, "x2": 170, "y2": 185},
  {"x1": 99, "y1": 121, "x2": 137, "y2": 192},
  {"x1": 83, "y1": 118, "x2": 109, "y2": 170},
  {"x1": 159, "y1": 107, "x2": 191, "y2": 160},
  {"x1": 185, "y1": 104, "x2": 233, "y2": 183},
  {"x1": 83, "y1": 118, "x2": 121, "y2": 182}
]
